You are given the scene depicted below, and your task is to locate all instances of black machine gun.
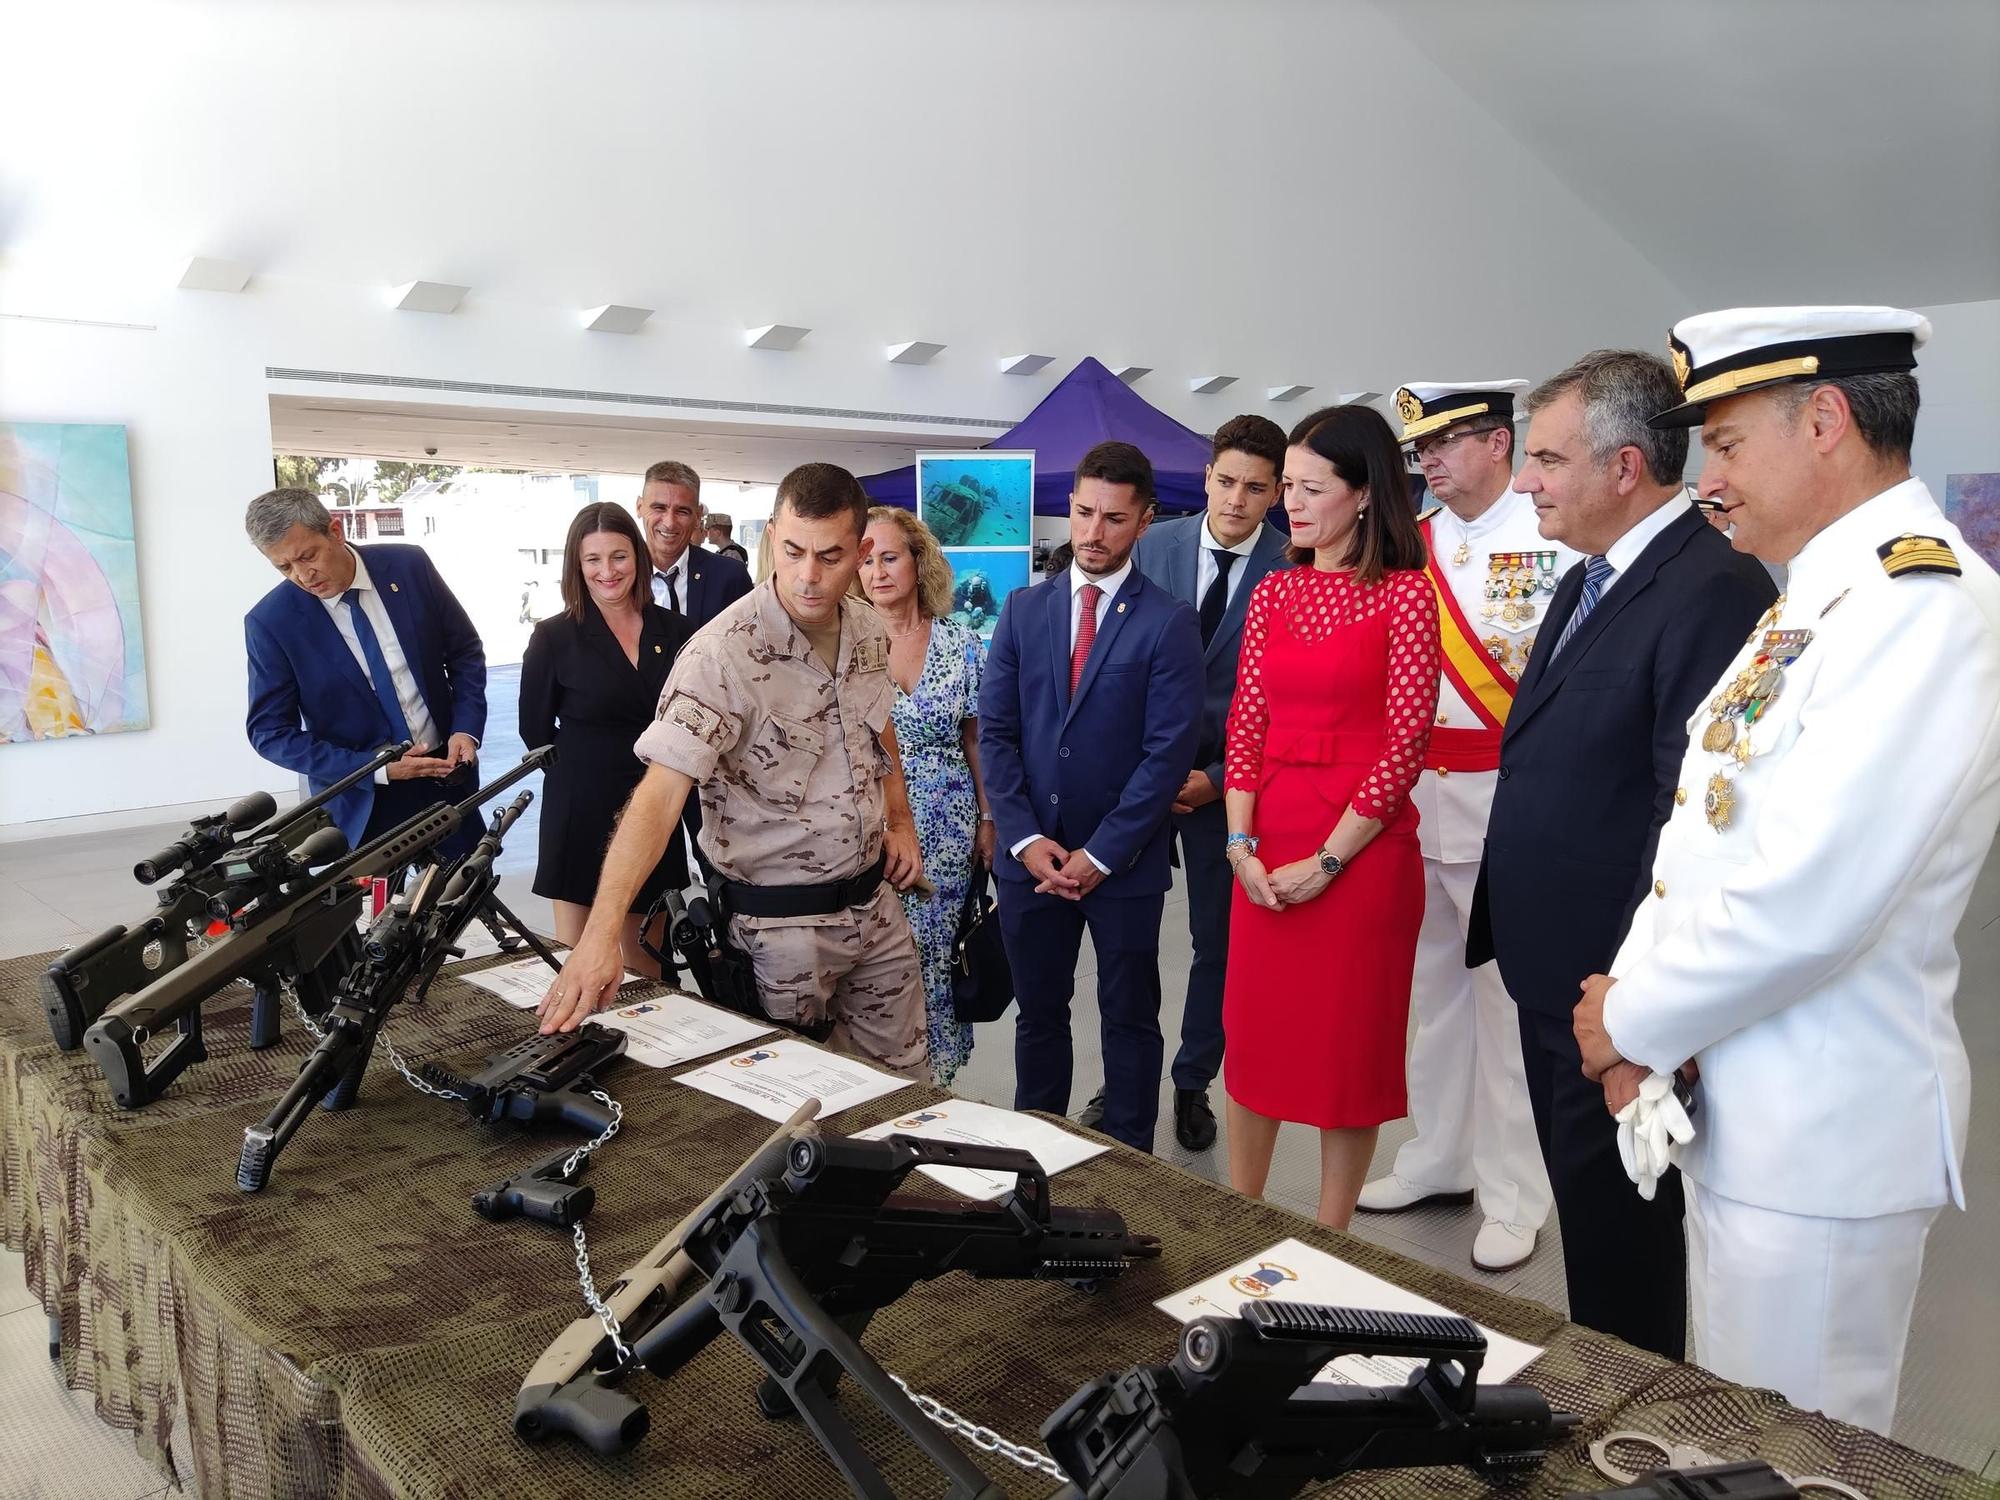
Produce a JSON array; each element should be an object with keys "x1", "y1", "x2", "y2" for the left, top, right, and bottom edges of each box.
[
  {"x1": 516, "y1": 1103, "x2": 1159, "y2": 1499},
  {"x1": 81, "y1": 748, "x2": 551, "y2": 1111},
  {"x1": 39, "y1": 742, "x2": 410, "y2": 1052},
  {"x1": 236, "y1": 760, "x2": 551, "y2": 1191},
  {"x1": 1040, "y1": 1301, "x2": 1579, "y2": 1499}
]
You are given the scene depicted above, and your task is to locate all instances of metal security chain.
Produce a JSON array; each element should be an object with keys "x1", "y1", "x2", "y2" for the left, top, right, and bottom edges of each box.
[
  {"x1": 888, "y1": 1372, "x2": 1067, "y2": 1482},
  {"x1": 285, "y1": 979, "x2": 465, "y2": 1100},
  {"x1": 565, "y1": 1092, "x2": 630, "y2": 1363}
]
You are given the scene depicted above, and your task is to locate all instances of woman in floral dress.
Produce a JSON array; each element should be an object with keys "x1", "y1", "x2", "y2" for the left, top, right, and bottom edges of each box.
[{"x1": 857, "y1": 506, "x2": 997, "y2": 1085}]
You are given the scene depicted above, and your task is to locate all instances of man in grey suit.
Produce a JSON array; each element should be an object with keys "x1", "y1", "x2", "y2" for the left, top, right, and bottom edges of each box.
[{"x1": 1133, "y1": 415, "x2": 1292, "y2": 1150}]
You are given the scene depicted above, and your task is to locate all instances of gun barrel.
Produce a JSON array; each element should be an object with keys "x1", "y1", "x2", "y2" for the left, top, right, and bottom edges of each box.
[{"x1": 259, "y1": 740, "x2": 413, "y2": 844}]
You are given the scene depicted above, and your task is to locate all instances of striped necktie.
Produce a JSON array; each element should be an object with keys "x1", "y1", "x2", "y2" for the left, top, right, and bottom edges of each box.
[
  {"x1": 1552, "y1": 556, "x2": 1615, "y2": 659},
  {"x1": 1070, "y1": 583, "x2": 1101, "y2": 696}
]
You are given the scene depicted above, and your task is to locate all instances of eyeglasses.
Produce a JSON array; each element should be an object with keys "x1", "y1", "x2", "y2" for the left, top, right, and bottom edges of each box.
[{"x1": 1412, "y1": 428, "x2": 1491, "y2": 463}]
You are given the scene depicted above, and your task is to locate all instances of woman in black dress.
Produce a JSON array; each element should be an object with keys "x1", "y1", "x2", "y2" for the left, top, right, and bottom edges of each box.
[{"x1": 519, "y1": 502, "x2": 693, "y2": 975}]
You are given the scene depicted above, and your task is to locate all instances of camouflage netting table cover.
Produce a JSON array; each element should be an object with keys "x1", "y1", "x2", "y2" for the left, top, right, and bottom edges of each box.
[{"x1": 0, "y1": 949, "x2": 1988, "y2": 1499}]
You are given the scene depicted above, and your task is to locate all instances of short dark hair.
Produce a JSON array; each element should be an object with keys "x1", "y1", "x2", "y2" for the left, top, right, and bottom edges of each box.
[
  {"x1": 775, "y1": 462, "x2": 870, "y2": 536},
  {"x1": 559, "y1": 502, "x2": 650, "y2": 621},
  {"x1": 1210, "y1": 414, "x2": 1287, "y2": 475},
  {"x1": 1285, "y1": 405, "x2": 1429, "y2": 582},
  {"x1": 641, "y1": 460, "x2": 701, "y2": 496},
  {"x1": 1527, "y1": 350, "x2": 1688, "y2": 485},
  {"x1": 1778, "y1": 372, "x2": 1920, "y2": 463},
  {"x1": 1074, "y1": 441, "x2": 1156, "y2": 505}
]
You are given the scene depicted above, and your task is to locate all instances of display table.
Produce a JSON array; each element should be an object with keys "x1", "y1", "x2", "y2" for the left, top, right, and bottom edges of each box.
[{"x1": 0, "y1": 947, "x2": 1983, "y2": 1498}]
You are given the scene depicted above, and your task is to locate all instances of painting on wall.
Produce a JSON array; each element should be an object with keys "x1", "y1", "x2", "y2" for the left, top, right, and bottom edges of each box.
[
  {"x1": 1944, "y1": 473, "x2": 2000, "y2": 573},
  {"x1": 0, "y1": 423, "x2": 151, "y2": 743}
]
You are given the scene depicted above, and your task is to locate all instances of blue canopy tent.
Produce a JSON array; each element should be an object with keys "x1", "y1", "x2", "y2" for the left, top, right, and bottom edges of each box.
[{"x1": 858, "y1": 356, "x2": 1215, "y2": 515}]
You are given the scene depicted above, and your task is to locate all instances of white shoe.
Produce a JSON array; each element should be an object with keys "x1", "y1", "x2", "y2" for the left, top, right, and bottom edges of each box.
[
  {"x1": 1471, "y1": 1219, "x2": 1537, "y2": 1272},
  {"x1": 1355, "y1": 1174, "x2": 1476, "y2": 1214}
]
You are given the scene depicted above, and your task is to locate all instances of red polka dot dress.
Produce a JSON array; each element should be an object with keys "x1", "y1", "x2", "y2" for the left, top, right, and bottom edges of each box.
[{"x1": 1220, "y1": 565, "x2": 1441, "y2": 1129}]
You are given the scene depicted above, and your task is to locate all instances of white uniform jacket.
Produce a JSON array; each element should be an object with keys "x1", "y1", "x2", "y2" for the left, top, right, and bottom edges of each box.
[
  {"x1": 1412, "y1": 490, "x2": 1581, "y2": 863},
  {"x1": 1606, "y1": 478, "x2": 2000, "y2": 1218}
]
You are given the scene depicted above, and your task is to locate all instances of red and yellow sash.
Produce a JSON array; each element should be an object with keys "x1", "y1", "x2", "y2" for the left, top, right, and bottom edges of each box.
[{"x1": 1420, "y1": 515, "x2": 1514, "y2": 770}]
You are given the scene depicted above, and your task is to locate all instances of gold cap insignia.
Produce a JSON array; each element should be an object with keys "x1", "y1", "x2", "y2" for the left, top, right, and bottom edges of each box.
[
  {"x1": 1670, "y1": 337, "x2": 1691, "y2": 391},
  {"x1": 1395, "y1": 388, "x2": 1423, "y2": 424}
]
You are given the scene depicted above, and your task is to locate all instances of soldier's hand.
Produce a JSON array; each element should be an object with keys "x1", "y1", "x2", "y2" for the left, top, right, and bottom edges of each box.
[
  {"x1": 1600, "y1": 1059, "x2": 1648, "y2": 1116},
  {"x1": 883, "y1": 821, "x2": 925, "y2": 891},
  {"x1": 1572, "y1": 973, "x2": 1622, "y2": 1080},
  {"x1": 1021, "y1": 838, "x2": 1078, "y2": 896},
  {"x1": 537, "y1": 931, "x2": 625, "y2": 1034}
]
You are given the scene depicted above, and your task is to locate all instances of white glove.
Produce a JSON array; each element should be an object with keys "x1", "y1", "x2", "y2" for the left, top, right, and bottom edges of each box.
[{"x1": 1615, "y1": 1071, "x2": 1696, "y2": 1200}]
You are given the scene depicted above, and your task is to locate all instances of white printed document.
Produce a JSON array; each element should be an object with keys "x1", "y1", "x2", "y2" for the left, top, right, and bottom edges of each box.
[
  {"x1": 675, "y1": 1038, "x2": 912, "y2": 1121},
  {"x1": 594, "y1": 994, "x2": 773, "y2": 1068},
  {"x1": 459, "y1": 953, "x2": 590, "y2": 1008},
  {"x1": 1156, "y1": 1237, "x2": 1544, "y2": 1386},
  {"x1": 852, "y1": 1099, "x2": 1108, "y2": 1201}
]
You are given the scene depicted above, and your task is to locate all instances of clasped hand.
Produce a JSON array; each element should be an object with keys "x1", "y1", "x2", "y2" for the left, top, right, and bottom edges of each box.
[
  {"x1": 1021, "y1": 837, "x2": 1104, "y2": 900},
  {"x1": 1233, "y1": 854, "x2": 1330, "y2": 910}
]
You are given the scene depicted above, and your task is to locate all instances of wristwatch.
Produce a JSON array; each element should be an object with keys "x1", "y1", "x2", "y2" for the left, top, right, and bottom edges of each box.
[{"x1": 1317, "y1": 850, "x2": 1345, "y2": 878}]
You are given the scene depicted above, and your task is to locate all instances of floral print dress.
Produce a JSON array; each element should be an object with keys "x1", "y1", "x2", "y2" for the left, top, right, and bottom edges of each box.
[{"x1": 892, "y1": 615, "x2": 985, "y2": 1086}]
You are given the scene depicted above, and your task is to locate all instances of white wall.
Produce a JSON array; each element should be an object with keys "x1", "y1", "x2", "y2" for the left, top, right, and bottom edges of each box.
[
  {"x1": 1911, "y1": 299, "x2": 2000, "y2": 504},
  {"x1": 0, "y1": 0, "x2": 1706, "y2": 830}
]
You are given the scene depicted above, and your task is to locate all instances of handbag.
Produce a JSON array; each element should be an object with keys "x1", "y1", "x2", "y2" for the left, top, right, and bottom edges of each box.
[{"x1": 949, "y1": 863, "x2": 1015, "y2": 1023}]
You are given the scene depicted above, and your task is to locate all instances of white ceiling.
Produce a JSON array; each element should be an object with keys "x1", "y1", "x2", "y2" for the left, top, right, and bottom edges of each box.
[
  {"x1": 1377, "y1": 0, "x2": 2000, "y2": 308},
  {"x1": 267, "y1": 396, "x2": 979, "y2": 483}
]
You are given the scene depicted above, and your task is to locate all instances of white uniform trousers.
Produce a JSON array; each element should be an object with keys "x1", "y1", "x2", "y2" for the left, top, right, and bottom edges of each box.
[
  {"x1": 1685, "y1": 1180, "x2": 1937, "y2": 1433},
  {"x1": 1390, "y1": 857, "x2": 1551, "y2": 1230}
]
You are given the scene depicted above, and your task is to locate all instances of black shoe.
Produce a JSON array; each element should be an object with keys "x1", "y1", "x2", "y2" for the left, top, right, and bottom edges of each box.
[
  {"x1": 1077, "y1": 1089, "x2": 1107, "y2": 1130},
  {"x1": 1173, "y1": 1087, "x2": 1218, "y2": 1152}
]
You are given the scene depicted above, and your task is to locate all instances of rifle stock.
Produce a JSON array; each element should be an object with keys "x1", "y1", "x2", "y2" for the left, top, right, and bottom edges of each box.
[{"x1": 82, "y1": 749, "x2": 550, "y2": 1109}]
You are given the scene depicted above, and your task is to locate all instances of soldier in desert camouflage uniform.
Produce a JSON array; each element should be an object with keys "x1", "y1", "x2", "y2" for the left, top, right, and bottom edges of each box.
[{"x1": 538, "y1": 463, "x2": 928, "y2": 1076}]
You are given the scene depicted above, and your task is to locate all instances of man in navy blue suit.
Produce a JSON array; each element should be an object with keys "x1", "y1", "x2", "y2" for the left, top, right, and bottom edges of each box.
[
  {"x1": 1134, "y1": 414, "x2": 1291, "y2": 1151},
  {"x1": 1465, "y1": 351, "x2": 1775, "y2": 1358},
  {"x1": 243, "y1": 487, "x2": 488, "y2": 858},
  {"x1": 637, "y1": 460, "x2": 753, "y2": 630},
  {"x1": 979, "y1": 442, "x2": 1204, "y2": 1153}
]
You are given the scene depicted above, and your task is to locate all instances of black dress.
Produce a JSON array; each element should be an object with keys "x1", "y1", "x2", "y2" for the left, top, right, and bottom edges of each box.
[{"x1": 518, "y1": 603, "x2": 694, "y2": 908}]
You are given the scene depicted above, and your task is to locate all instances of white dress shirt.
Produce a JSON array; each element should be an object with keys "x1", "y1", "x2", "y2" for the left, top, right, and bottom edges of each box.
[
  {"x1": 321, "y1": 547, "x2": 442, "y2": 782},
  {"x1": 1595, "y1": 495, "x2": 1686, "y2": 599},
  {"x1": 1067, "y1": 557, "x2": 1132, "y2": 648},
  {"x1": 650, "y1": 551, "x2": 689, "y2": 612},
  {"x1": 1195, "y1": 520, "x2": 1259, "y2": 611},
  {"x1": 1010, "y1": 558, "x2": 1135, "y2": 872}
]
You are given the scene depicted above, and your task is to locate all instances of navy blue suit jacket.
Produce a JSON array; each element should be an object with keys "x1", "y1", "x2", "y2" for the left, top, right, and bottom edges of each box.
[
  {"x1": 1134, "y1": 515, "x2": 1291, "y2": 791},
  {"x1": 1466, "y1": 507, "x2": 1776, "y2": 1014},
  {"x1": 245, "y1": 543, "x2": 488, "y2": 848},
  {"x1": 664, "y1": 548, "x2": 753, "y2": 631},
  {"x1": 978, "y1": 567, "x2": 1203, "y2": 900}
]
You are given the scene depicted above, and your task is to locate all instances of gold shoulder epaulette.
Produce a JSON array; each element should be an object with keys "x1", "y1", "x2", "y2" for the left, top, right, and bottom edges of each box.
[
  {"x1": 1878, "y1": 533, "x2": 1960, "y2": 579},
  {"x1": 1417, "y1": 504, "x2": 1444, "y2": 524}
]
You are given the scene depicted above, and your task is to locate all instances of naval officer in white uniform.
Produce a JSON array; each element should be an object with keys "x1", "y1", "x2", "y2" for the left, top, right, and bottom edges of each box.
[
  {"x1": 1357, "y1": 381, "x2": 1568, "y2": 1273},
  {"x1": 1573, "y1": 306, "x2": 2000, "y2": 1431}
]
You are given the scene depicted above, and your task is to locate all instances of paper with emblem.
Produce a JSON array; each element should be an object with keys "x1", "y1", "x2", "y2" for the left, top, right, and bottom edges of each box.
[
  {"x1": 593, "y1": 993, "x2": 773, "y2": 1068},
  {"x1": 674, "y1": 1037, "x2": 912, "y2": 1120},
  {"x1": 1155, "y1": 1236, "x2": 1543, "y2": 1386},
  {"x1": 459, "y1": 953, "x2": 611, "y2": 1008},
  {"x1": 850, "y1": 1099, "x2": 1108, "y2": 1201}
]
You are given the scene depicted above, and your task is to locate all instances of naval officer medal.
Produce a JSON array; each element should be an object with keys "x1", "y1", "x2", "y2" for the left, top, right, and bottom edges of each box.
[{"x1": 1700, "y1": 608, "x2": 1813, "y2": 829}]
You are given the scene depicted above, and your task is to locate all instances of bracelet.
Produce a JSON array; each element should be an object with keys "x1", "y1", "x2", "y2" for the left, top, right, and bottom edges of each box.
[{"x1": 978, "y1": 813, "x2": 994, "y2": 823}]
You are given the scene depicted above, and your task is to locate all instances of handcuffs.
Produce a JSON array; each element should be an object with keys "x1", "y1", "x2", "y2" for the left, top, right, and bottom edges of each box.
[{"x1": 1589, "y1": 1430, "x2": 1870, "y2": 1498}]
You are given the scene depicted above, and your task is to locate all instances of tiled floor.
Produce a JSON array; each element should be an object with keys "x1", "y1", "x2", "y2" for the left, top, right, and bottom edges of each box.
[{"x1": 2, "y1": 780, "x2": 1996, "y2": 1490}]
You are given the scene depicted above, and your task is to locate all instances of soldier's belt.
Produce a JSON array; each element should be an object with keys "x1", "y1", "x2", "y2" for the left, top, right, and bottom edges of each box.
[
  {"x1": 711, "y1": 852, "x2": 887, "y2": 919},
  {"x1": 1427, "y1": 726, "x2": 1504, "y2": 773}
]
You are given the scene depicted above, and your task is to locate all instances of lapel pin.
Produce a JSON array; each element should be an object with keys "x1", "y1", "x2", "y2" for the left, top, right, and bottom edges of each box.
[
  {"x1": 654, "y1": 643, "x2": 662, "y2": 653},
  {"x1": 389, "y1": 582, "x2": 400, "y2": 593},
  {"x1": 1116, "y1": 601, "x2": 1127, "y2": 614}
]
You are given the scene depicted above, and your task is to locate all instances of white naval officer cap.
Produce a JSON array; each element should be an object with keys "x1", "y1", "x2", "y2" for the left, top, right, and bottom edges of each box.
[
  {"x1": 1393, "y1": 381, "x2": 1530, "y2": 446},
  {"x1": 1651, "y1": 306, "x2": 1931, "y2": 429}
]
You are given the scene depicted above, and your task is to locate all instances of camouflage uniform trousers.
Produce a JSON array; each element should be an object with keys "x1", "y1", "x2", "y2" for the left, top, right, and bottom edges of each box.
[{"x1": 730, "y1": 882, "x2": 929, "y2": 1079}]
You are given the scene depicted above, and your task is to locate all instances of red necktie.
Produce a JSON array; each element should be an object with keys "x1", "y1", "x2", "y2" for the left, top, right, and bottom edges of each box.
[{"x1": 1070, "y1": 583, "x2": 1101, "y2": 697}]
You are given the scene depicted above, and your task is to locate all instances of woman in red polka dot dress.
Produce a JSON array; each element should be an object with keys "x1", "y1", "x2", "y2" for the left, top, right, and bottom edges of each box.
[{"x1": 1220, "y1": 404, "x2": 1441, "y2": 1229}]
